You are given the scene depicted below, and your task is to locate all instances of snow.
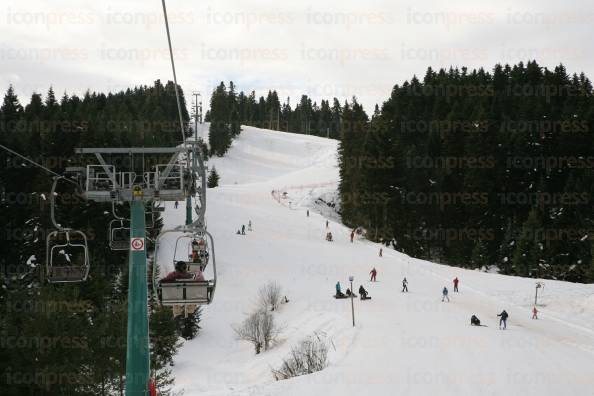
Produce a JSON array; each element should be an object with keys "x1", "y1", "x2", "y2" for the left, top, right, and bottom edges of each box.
[
  {"x1": 155, "y1": 124, "x2": 594, "y2": 396},
  {"x1": 26, "y1": 255, "x2": 36, "y2": 267}
]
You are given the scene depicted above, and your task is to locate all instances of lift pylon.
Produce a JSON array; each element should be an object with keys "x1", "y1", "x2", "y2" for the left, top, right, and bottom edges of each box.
[{"x1": 125, "y1": 200, "x2": 150, "y2": 396}]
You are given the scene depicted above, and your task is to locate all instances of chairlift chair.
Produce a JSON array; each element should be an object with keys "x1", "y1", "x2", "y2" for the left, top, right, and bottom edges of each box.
[
  {"x1": 45, "y1": 176, "x2": 90, "y2": 283},
  {"x1": 174, "y1": 233, "x2": 209, "y2": 273},
  {"x1": 109, "y1": 219, "x2": 130, "y2": 251},
  {"x1": 154, "y1": 230, "x2": 217, "y2": 314},
  {"x1": 46, "y1": 229, "x2": 90, "y2": 283}
]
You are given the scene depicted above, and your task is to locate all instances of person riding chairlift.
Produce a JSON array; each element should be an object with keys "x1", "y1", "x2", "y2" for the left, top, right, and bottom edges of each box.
[{"x1": 161, "y1": 261, "x2": 204, "y2": 282}]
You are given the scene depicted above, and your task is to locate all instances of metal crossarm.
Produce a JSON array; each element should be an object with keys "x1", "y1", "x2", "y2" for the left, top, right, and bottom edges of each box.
[
  {"x1": 75, "y1": 147, "x2": 184, "y2": 154},
  {"x1": 93, "y1": 153, "x2": 120, "y2": 190}
]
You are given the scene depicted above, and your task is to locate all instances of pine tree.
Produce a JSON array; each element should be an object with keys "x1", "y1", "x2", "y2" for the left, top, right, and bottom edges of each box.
[
  {"x1": 207, "y1": 166, "x2": 220, "y2": 188},
  {"x1": 512, "y1": 208, "x2": 544, "y2": 277},
  {"x1": 176, "y1": 308, "x2": 202, "y2": 340},
  {"x1": 150, "y1": 305, "x2": 181, "y2": 395},
  {"x1": 470, "y1": 240, "x2": 489, "y2": 269}
]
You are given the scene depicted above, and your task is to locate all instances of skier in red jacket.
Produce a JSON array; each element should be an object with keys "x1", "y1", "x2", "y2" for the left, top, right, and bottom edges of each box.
[
  {"x1": 453, "y1": 277, "x2": 459, "y2": 292},
  {"x1": 149, "y1": 376, "x2": 157, "y2": 396},
  {"x1": 370, "y1": 267, "x2": 377, "y2": 282}
]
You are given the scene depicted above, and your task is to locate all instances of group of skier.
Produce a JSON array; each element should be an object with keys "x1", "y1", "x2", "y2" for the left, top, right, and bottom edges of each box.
[
  {"x1": 335, "y1": 281, "x2": 371, "y2": 300},
  {"x1": 318, "y1": 214, "x2": 541, "y2": 331},
  {"x1": 236, "y1": 220, "x2": 253, "y2": 235}
]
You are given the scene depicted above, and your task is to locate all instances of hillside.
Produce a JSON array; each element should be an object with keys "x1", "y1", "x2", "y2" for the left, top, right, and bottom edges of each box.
[{"x1": 157, "y1": 125, "x2": 594, "y2": 396}]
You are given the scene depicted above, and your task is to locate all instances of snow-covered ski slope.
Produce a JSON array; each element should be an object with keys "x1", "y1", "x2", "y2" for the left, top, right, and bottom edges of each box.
[{"x1": 159, "y1": 125, "x2": 594, "y2": 396}]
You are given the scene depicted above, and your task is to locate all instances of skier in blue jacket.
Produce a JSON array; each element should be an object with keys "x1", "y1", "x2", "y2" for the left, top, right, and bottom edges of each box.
[
  {"x1": 335, "y1": 281, "x2": 345, "y2": 297},
  {"x1": 442, "y1": 287, "x2": 450, "y2": 302},
  {"x1": 497, "y1": 310, "x2": 509, "y2": 329}
]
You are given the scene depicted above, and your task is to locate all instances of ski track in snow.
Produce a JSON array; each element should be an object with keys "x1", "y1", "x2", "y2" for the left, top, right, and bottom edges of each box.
[{"x1": 155, "y1": 124, "x2": 594, "y2": 396}]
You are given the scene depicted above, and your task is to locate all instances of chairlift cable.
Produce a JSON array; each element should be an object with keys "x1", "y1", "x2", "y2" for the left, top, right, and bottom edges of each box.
[
  {"x1": 50, "y1": 177, "x2": 71, "y2": 232},
  {"x1": 0, "y1": 143, "x2": 74, "y2": 182},
  {"x1": 161, "y1": 0, "x2": 187, "y2": 146}
]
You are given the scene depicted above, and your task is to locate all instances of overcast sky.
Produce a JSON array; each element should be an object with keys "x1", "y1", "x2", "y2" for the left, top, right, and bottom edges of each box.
[{"x1": 1, "y1": 0, "x2": 593, "y2": 112}]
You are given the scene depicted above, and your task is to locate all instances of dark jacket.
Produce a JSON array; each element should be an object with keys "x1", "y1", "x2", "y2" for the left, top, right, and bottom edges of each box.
[{"x1": 498, "y1": 310, "x2": 509, "y2": 320}]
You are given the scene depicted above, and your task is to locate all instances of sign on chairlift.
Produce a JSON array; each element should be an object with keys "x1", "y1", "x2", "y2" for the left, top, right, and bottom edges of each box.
[{"x1": 130, "y1": 237, "x2": 145, "y2": 251}]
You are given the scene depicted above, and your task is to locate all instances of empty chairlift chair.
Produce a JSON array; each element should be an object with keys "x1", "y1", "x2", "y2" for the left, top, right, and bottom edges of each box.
[
  {"x1": 109, "y1": 219, "x2": 131, "y2": 251},
  {"x1": 46, "y1": 230, "x2": 90, "y2": 283}
]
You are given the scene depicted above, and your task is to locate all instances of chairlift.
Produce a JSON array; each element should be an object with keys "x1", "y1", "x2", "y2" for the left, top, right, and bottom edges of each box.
[
  {"x1": 173, "y1": 233, "x2": 209, "y2": 273},
  {"x1": 153, "y1": 229, "x2": 217, "y2": 315},
  {"x1": 109, "y1": 219, "x2": 130, "y2": 251},
  {"x1": 46, "y1": 230, "x2": 90, "y2": 283},
  {"x1": 45, "y1": 177, "x2": 90, "y2": 283}
]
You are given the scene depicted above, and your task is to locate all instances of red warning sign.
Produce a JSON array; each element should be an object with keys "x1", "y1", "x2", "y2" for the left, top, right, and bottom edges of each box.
[{"x1": 130, "y1": 237, "x2": 145, "y2": 251}]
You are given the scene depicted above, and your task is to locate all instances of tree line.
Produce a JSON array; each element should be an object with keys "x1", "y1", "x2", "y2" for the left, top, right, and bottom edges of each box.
[
  {"x1": 205, "y1": 81, "x2": 347, "y2": 156},
  {"x1": 337, "y1": 61, "x2": 594, "y2": 283},
  {"x1": 0, "y1": 80, "x2": 194, "y2": 395}
]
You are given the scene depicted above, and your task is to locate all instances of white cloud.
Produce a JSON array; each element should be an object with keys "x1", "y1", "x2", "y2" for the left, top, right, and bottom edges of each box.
[{"x1": 1, "y1": 0, "x2": 593, "y2": 111}]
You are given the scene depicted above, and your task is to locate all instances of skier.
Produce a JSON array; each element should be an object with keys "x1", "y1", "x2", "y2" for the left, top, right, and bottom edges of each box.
[
  {"x1": 453, "y1": 277, "x2": 459, "y2": 292},
  {"x1": 359, "y1": 285, "x2": 370, "y2": 300},
  {"x1": 379, "y1": 248, "x2": 383, "y2": 257},
  {"x1": 442, "y1": 287, "x2": 450, "y2": 302},
  {"x1": 326, "y1": 220, "x2": 329, "y2": 228},
  {"x1": 402, "y1": 277, "x2": 408, "y2": 292},
  {"x1": 532, "y1": 306, "x2": 538, "y2": 320},
  {"x1": 350, "y1": 230, "x2": 355, "y2": 243},
  {"x1": 497, "y1": 310, "x2": 509, "y2": 329},
  {"x1": 248, "y1": 220, "x2": 252, "y2": 231},
  {"x1": 241, "y1": 224, "x2": 246, "y2": 235},
  {"x1": 174, "y1": 200, "x2": 178, "y2": 209},
  {"x1": 470, "y1": 315, "x2": 481, "y2": 326},
  {"x1": 335, "y1": 281, "x2": 345, "y2": 298},
  {"x1": 191, "y1": 239, "x2": 200, "y2": 262},
  {"x1": 149, "y1": 378, "x2": 157, "y2": 396},
  {"x1": 326, "y1": 232, "x2": 333, "y2": 242},
  {"x1": 370, "y1": 267, "x2": 377, "y2": 282},
  {"x1": 307, "y1": 209, "x2": 310, "y2": 217}
]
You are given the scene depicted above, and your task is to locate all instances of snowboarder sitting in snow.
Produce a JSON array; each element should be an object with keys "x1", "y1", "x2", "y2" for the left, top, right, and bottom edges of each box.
[
  {"x1": 359, "y1": 285, "x2": 371, "y2": 300},
  {"x1": 345, "y1": 288, "x2": 357, "y2": 298},
  {"x1": 470, "y1": 315, "x2": 481, "y2": 326},
  {"x1": 326, "y1": 232, "x2": 333, "y2": 242},
  {"x1": 335, "y1": 281, "x2": 345, "y2": 298},
  {"x1": 497, "y1": 310, "x2": 509, "y2": 329}
]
